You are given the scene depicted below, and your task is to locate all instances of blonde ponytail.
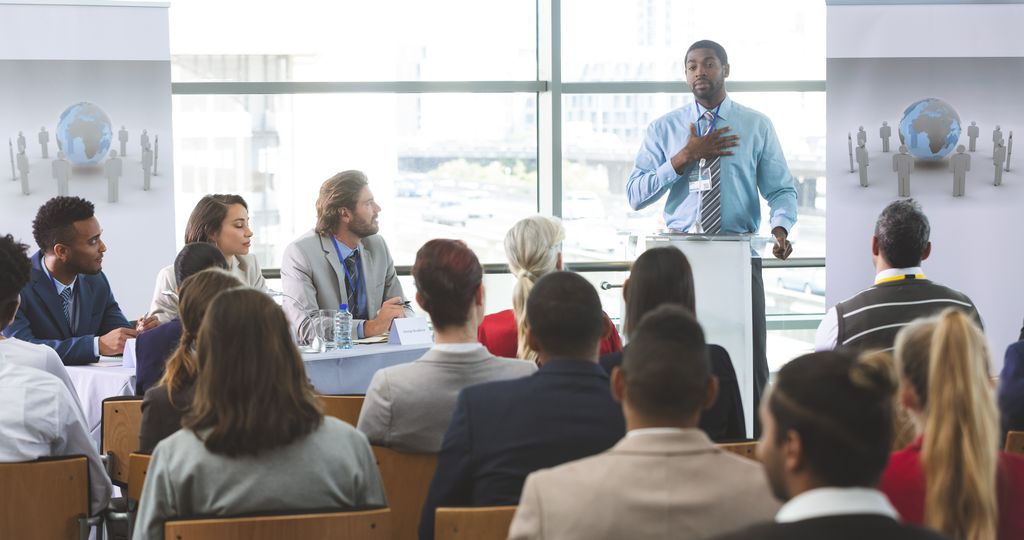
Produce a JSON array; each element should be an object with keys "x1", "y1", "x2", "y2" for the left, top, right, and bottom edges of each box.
[{"x1": 504, "y1": 216, "x2": 564, "y2": 361}]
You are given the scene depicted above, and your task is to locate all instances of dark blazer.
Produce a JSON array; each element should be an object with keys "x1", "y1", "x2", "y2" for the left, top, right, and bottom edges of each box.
[
  {"x1": 1001, "y1": 341, "x2": 1024, "y2": 438},
  {"x1": 712, "y1": 515, "x2": 950, "y2": 540},
  {"x1": 138, "y1": 382, "x2": 195, "y2": 454},
  {"x1": 600, "y1": 344, "x2": 745, "y2": 441},
  {"x1": 2, "y1": 252, "x2": 131, "y2": 365},
  {"x1": 135, "y1": 318, "x2": 183, "y2": 395},
  {"x1": 418, "y1": 359, "x2": 625, "y2": 540}
]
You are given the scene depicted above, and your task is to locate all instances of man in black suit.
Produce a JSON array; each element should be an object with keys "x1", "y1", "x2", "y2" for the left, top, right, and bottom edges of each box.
[
  {"x1": 713, "y1": 351, "x2": 949, "y2": 540},
  {"x1": 418, "y1": 271, "x2": 625, "y2": 540}
]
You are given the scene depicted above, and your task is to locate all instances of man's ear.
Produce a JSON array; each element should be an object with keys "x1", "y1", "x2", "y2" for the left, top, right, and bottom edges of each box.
[
  {"x1": 784, "y1": 429, "x2": 804, "y2": 475},
  {"x1": 871, "y1": 235, "x2": 880, "y2": 257},
  {"x1": 722, "y1": 63, "x2": 730, "y2": 79},
  {"x1": 475, "y1": 284, "x2": 486, "y2": 307},
  {"x1": 921, "y1": 241, "x2": 932, "y2": 262},
  {"x1": 415, "y1": 291, "x2": 426, "y2": 312},
  {"x1": 622, "y1": 277, "x2": 630, "y2": 302},
  {"x1": 702, "y1": 375, "x2": 720, "y2": 411},
  {"x1": 611, "y1": 367, "x2": 626, "y2": 403},
  {"x1": 526, "y1": 325, "x2": 541, "y2": 353},
  {"x1": 52, "y1": 243, "x2": 69, "y2": 262}
]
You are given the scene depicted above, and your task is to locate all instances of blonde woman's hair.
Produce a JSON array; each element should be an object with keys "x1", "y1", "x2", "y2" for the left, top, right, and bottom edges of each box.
[
  {"x1": 894, "y1": 309, "x2": 999, "y2": 540},
  {"x1": 503, "y1": 215, "x2": 565, "y2": 360}
]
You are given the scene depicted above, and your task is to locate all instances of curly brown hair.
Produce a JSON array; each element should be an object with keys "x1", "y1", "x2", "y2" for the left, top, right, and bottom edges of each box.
[{"x1": 0, "y1": 234, "x2": 32, "y2": 329}]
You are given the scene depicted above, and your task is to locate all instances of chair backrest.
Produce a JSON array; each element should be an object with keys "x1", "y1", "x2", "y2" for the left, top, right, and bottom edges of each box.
[
  {"x1": 101, "y1": 396, "x2": 144, "y2": 486},
  {"x1": 0, "y1": 456, "x2": 89, "y2": 539},
  {"x1": 164, "y1": 508, "x2": 391, "y2": 540},
  {"x1": 717, "y1": 441, "x2": 759, "y2": 461},
  {"x1": 434, "y1": 506, "x2": 517, "y2": 540},
  {"x1": 319, "y1": 395, "x2": 365, "y2": 426},
  {"x1": 372, "y1": 446, "x2": 438, "y2": 540},
  {"x1": 1006, "y1": 431, "x2": 1024, "y2": 455},
  {"x1": 127, "y1": 453, "x2": 152, "y2": 501}
]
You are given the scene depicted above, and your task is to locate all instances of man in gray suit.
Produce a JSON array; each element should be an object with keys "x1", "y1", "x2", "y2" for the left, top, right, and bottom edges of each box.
[
  {"x1": 508, "y1": 305, "x2": 779, "y2": 540},
  {"x1": 281, "y1": 170, "x2": 412, "y2": 342}
]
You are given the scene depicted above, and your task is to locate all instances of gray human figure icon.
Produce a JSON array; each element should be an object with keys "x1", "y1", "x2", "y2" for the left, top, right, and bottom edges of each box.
[
  {"x1": 8, "y1": 139, "x2": 15, "y2": 181},
  {"x1": 993, "y1": 125, "x2": 1003, "y2": 160},
  {"x1": 52, "y1": 151, "x2": 71, "y2": 196},
  {"x1": 140, "y1": 129, "x2": 150, "y2": 154},
  {"x1": 857, "y1": 126, "x2": 867, "y2": 148},
  {"x1": 38, "y1": 127, "x2": 49, "y2": 159},
  {"x1": 141, "y1": 146, "x2": 153, "y2": 191},
  {"x1": 879, "y1": 121, "x2": 892, "y2": 152},
  {"x1": 967, "y1": 121, "x2": 979, "y2": 152},
  {"x1": 950, "y1": 145, "x2": 970, "y2": 197},
  {"x1": 994, "y1": 142, "x2": 1007, "y2": 186},
  {"x1": 118, "y1": 125, "x2": 129, "y2": 156},
  {"x1": 105, "y1": 150, "x2": 123, "y2": 203},
  {"x1": 893, "y1": 145, "x2": 914, "y2": 197},
  {"x1": 17, "y1": 131, "x2": 26, "y2": 154},
  {"x1": 856, "y1": 142, "x2": 869, "y2": 187},
  {"x1": 847, "y1": 133, "x2": 855, "y2": 173},
  {"x1": 152, "y1": 135, "x2": 159, "y2": 176},
  {"x1": 1006, "y1": 131, "x2": 1013, "y2": 172},
  {"x1": 16, "y1": 151, "x2": 29, "y2": 195}
]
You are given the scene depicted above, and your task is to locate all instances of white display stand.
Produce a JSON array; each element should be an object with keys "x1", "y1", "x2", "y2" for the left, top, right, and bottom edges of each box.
[{"x1": 647, "y1": 233, "x2": 755, "y2": 438}]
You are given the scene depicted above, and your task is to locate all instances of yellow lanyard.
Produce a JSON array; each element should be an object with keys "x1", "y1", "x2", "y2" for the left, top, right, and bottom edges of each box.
[{"x1": 875, "y1": 273, "x2": 926, "y2": 285}]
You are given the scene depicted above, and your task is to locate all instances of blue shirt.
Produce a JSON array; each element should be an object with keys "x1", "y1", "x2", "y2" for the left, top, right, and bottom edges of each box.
[
  {"x1": 333, "y1": 240, "x2": 369, "y2": 339},
  {"x1": 627, "y1": 96, "x2": 798, "y2": 234}
]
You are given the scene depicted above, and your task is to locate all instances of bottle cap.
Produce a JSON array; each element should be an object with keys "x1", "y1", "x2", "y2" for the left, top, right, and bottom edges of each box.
[{"x1": 339, "y1": 303, "x2": 348, "y2": 311}]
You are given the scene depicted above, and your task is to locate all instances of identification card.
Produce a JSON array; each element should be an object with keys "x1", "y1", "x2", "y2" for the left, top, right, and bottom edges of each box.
[{"x1": 688, "y1": 158, "x2": 713, "y2": 193}]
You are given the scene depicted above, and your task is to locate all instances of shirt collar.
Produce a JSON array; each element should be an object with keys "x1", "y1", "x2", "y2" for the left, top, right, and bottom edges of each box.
[
  {"x1": 775, "y1": 487, "x2": 899, "y2": 523},
  {"x1": 624, "y1": 427, "x2": 688, "y2": 439},
  {"x1": 334, "y1": 238, "x2": 362, "y2": 259},
  {"x1": 874, "y1": 266, "x2": 925, "y2": 285},
  {"x1": 40, "y1": 258, "x2": 77, "y2": 293},
  {"x1": 692, "y1": 95, "x2": 732, "y2": 122},
  {"x1": 431, "y1": 343, "x2": 486, "y2": 354}
]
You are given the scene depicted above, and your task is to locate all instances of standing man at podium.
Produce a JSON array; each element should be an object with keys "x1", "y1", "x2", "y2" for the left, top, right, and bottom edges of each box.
[{"x1": 627, "y1": 40, "x2": 797, "y2": 435}]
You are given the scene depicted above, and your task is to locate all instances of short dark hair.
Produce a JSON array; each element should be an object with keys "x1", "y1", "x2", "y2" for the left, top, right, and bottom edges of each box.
[
  {"x1": 686, "y1": 39, "x2": 728, "y2": 65},
  {"x1": 174, "y1": 242, "x2": 229, "y2": 284},
  {"x1": 526, "y1": 271, "x2": 604, "y2": 358},
  {"x1": 0, "y1": 235, "x2": 32, "y2": 329},
  {"x1": 183, "y1": 194, "x2": 248, "y2": 244},
  {"x1": 874, "y1": 199, "x2": 930, "y2": 268},
  {"x1": 769, "y1": 351, "x2": 897, "y2": 487},
  {"x1": 413, "y1": 239, "x2": 482, "y2": 330},
  {"x1": 625, "y1": 246, "x2": 695, "y2": 337},
  {"x1": 622, "y1": 305, "x2": 710, "y2": 419},
  {"x1": 32, "y1": 196, "x2": 95, "y2": 253}
]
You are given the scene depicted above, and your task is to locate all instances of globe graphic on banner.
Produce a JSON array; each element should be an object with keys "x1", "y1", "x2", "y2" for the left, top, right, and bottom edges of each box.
[
  {"x1": 897, "y1": 98, "x2": 961, "y2": 161},
  {"x1": 56, "y1": 102, "x2": 113, "y2": 166}
]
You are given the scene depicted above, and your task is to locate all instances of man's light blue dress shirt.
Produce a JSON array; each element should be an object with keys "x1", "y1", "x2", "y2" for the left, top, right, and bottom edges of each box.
[{"x1": 335, "y1": 240, "x2": 369, "y2": 338}]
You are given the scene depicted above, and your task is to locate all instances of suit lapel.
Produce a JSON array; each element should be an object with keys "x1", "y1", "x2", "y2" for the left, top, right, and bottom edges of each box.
[
  {"x1": 360, "y1": 241, "x2": 383, "y2": 311},
  {"x1": 319, "y1": 234, "x2": 349, "y2": 301},
  {"x1": 76, "y1": 275, "x2": 95, "y2": 333},
  {"x1": 30, "y1": 267, "x2": 72, "y2": 338}
]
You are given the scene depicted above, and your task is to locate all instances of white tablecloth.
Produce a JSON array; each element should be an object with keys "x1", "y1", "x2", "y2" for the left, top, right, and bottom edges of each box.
[{"x1": 66, "y1": 359, "x2": 136, "y2": 449}]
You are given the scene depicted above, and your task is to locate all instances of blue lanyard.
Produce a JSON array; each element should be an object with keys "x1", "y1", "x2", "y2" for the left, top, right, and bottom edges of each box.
[
  {"x1": 330, "y1": 236, "x2": 362, "y2": 301},
  {"x1": 696, "y1": 102, "x2": 722, "y2": 135}
]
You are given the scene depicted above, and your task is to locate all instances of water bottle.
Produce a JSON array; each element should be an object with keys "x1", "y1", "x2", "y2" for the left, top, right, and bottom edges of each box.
[{"x1": 336, "y1": 303, "x2": 353, "y2": 350}]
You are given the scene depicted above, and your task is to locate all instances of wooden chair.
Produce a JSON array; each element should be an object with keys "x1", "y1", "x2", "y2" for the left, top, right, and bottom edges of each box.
[
  {"x1": 319, "y1": 395, "x2": 365, "y2": 426},
  {"x1": 717, "y1": 441, "x2": 759, "y2": 461},
  {"x1": 1006, "y1": 431, "x2": 1024, "y2": 455},
  {"x1": 164, "y1": 508, "x2": 391, "y2": 540},
  {"x1": 127, "y1": 453, "x2": 152, "y2": 502},
  {"x1": 372, "y1": 446, "x2": 438, "y2": 540},
  {"x1": 101, "y1": 396, "x2": 144, "y2": 486},
  {"x1": 0, "y1": 456, "x2": 99, "y2": 539},
  {"x1": 434, "y1": 506, "x2": 517, "y2": 540}
]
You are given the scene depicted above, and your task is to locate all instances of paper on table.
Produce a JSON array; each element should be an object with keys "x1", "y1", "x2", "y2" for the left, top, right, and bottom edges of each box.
[
  {"x1": 353, "y1": 334, "x2": 389, "y2": 345},
  {"x1": 96, "y1": 357, "x2": 125, "y2": 367}
]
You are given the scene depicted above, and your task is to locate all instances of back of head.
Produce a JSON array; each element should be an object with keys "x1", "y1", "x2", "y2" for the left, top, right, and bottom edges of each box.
[
  {"x1": 526, "y1": 271, "x2": 603, "y2": 360},
  {"x1": 685, "y1": 39, "x2": 728, "y2": 65},
  {"x1": 174, "y1": 242, "x2": 229, "y2": 284},
  {"x1": 504, "y1": 215, "x2": 565, "y2": 359},
  {"x1": 315, "y1": 170, "x2": 368, "y2": 236},
  {"x1": 0, "y1": 235, "x2": 31, "y2": 330},
  {"x1": 183, "y1": 194, "x2": 248, "y2": 244},
  {"x1": 624, "y1": 246, "x2": 695, "y2": 337},
  {"x1": 896, "y1": 309, "x2": 998, "y2": 540},
  {"x1": 32, "y1": 196, "x2": 95, "y2": 254},
  {"x1": 874, "y1": 199, "x2": 930, "y2": 268},
  {"x1": 185, "y1": 288, "x2": 322, "y2": 456},
  {"x1": 413, "y1": 239, "x2": 482, "y2": 330},
  {"x1": 622, "y1": 305, "x2": 709, "y2": 420},
  {"x1": 769, "y1": 350, "x2": 897, "y2": 489}
]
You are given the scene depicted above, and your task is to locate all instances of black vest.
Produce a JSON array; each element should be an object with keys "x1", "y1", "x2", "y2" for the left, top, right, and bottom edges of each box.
[{"x1": 835, "y1": 278, "x2": 980, "y2": 352}]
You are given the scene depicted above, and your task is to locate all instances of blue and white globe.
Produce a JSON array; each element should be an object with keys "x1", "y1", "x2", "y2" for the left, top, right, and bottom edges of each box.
[
  {"x1": 56, "y1": 102, "x2": 113, "y2": 166},
  {"x1": 898, "y1": 98, "x2": 961, "y2": 161}
]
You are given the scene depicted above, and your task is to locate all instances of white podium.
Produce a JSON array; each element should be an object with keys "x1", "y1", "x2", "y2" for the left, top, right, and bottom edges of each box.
[{"x1": 646, "y1": 233, "x2": 755, "y2": 438}]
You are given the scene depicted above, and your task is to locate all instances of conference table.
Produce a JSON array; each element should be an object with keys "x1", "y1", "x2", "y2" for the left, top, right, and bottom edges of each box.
[{"x1": 65, "y1": 340, "x2": 432, "y2": 449}]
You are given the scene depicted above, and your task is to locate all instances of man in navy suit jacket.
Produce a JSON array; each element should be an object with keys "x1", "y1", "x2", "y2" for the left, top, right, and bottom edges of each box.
[
  {"x1": 1000, "y1": 341, "x2": 1024, "y2": 438},
  {"x1": 2, "y1": 197, "x2": 154, "y2": 365},
  {"x1": 418, "y1": 272, "x2": 626, "y2": 540}
]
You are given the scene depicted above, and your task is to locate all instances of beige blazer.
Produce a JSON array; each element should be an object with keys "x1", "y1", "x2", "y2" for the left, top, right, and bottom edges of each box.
[
  {"x1": 147, "y1": 253, "x2": 266, "y2": 324},
  {"x1": 508, "y1": 430, "x2": 781, "y2": 540},
  {"x1": 280, "y1": 230, "x2": 412, "y2": 342}
]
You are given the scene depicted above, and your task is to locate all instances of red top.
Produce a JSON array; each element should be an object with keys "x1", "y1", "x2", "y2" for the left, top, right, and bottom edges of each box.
[
  {"x1": 476, "y1": 309, "x2": 622, "y2": 359},
  {"x1": 879, "y1": 435, "x2": 1024, "y2": 540}
]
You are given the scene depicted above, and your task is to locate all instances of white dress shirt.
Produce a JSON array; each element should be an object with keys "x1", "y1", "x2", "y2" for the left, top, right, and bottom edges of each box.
[
  {"x1": 776, "y1": 487, "x2": 899, "y2": 523},
  {"x1": 814, "y1": 267, "x2": 924, "y2": 351},
  {"x1": 0, "y1": 337, "x2": 84, "y2": 415}
]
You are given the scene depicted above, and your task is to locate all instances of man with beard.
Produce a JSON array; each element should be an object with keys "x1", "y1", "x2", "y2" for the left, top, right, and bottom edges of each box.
[
  {"x1": 282, "y1": 170, "x2": 412, "y2": 342},
  {"x1": 627, "y1": 40, "x2": 798, "y2": 435}
]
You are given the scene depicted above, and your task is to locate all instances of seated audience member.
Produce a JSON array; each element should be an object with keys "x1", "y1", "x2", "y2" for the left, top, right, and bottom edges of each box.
[
  {"x1": 137, "y1": 269, "x2": 242, "y2": 453},
  {"x1": 0, "y1": 234, "x2": 80, "y2": 407},
  {"x1": 357, "y1": 239, "x2": 535, "y2": 452},
  {"x1": 419, "y1": 271, "x2": 626, "y2": 540},
  {"x1": 3, "y1": 197, "x2": 155, "y2": 365},
  {"x1": 880, "y1": 310, "x2": 1024, "y2": 539},
  {"x1": 281, "y1": 170, "x2": 412, "y2": 343},
  {"x1": 815, "y1": 199, "x2": 980, "y2": 352},
  {"x1": 148, "y1": 194, "x2": 265, "y2": 324},
  {"x1": 0, "y1": 362, "x2": 111, "y2": 516},
  {"x1": 135, "y1": 243, "x2": 229, "y2": 394},
  {"x1": 1000, "y1": 339, "x2": 1024, "y2": 438},
  {"x1": 601, "y1": 246, "x2": 744, "y2": 440},
  {"x1": 133, "y1": 288, "x2": 386, "y2": 540},
  {"x1": 509, "y1": 305, "x2": 778, "y2": 540},
  {"x1": 477, "y1": 215, "x2": 621, "y2": 361},
  {"x1": 715, "y1": 351, "x2": 947, "y2": 540}
]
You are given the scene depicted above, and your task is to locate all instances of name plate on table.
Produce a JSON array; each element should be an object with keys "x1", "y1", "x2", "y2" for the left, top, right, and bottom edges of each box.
[{"x1": 388, "y1": 317, "x2": 433, "y2": 345}]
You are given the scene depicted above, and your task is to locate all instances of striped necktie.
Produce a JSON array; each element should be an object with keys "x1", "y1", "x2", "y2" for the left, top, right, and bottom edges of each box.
[
  {"x1": 698, "y1": 109, "x2": 722, "y2": 234},
  {"x1": 344, "y1": 251, "x2": 365, "y2": 319},
  {"x1": 59, "y1": 286, "x2": 74, "y2": 330}
]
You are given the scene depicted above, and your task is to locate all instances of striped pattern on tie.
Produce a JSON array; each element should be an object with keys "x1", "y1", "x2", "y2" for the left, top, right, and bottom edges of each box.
[
  {"x1": 698, "y1": 110, "x2": 722, "y2": 234},
  {"x1": 59, "y1": 286, "x2": 74, "y2": 329}
]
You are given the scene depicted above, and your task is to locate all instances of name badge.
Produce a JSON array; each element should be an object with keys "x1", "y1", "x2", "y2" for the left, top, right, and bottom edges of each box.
[
  {"x1": 388, "y1": 317, "x2": 434, "y2": 345},
  {"x1": 688, "y1": 158, "x2": 713, "y2": 193}
]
